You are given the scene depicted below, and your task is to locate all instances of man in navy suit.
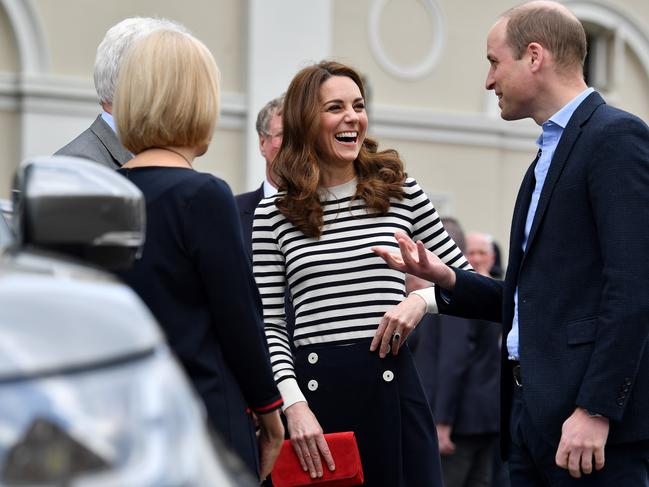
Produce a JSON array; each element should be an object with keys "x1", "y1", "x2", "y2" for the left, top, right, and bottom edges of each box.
[
  {"x1": 376, "y1": 1, "x2": 649, "y2": 485},
  {"x1": 236, "y1": 95, "x2": 284, "y2": 252}
]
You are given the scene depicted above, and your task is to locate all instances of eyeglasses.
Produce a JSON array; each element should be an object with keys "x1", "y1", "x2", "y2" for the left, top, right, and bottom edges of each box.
[{"x1": 263, "y1": 131, "x2": 283, "y2": 140}]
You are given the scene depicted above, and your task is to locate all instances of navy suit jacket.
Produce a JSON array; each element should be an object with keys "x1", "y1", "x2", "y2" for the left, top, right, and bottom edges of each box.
[
  {"x1": 235, "y1": 185, "x2": 296, "y2": 337},
  {"x1": 235, "y1": 184, "x2": 265, "y2": 254},
  {"x1": 410, "y1": 314, "x2": 501, "y2": 436},
  {"x1": 437, "y1": 92, "x2": 649, "y2": 454}
]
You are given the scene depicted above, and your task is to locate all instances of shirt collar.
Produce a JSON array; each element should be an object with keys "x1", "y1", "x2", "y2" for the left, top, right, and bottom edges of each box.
[
  {"x1": 100, "y1": 110, "x2": 117, "y2": 133},
  {"x1": 548, "y1": 87, "x2": 595, "y2": 129},
  {"x1": 263, "y1": 179, "x2": 277, "y2": 198},
  {"x1": 536, "y1": 87, "x2": 594, "y2": 148}
]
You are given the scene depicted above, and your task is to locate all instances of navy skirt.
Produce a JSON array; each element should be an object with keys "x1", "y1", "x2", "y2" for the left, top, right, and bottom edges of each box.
[{"x1": 294, "y1": 339, "x2": 443, "y2": 487}]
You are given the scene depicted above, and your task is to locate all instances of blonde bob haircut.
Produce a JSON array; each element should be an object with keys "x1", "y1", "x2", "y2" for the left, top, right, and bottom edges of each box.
[{"x1": 114, "y1": 29, "x2": 220, "y2": 154}]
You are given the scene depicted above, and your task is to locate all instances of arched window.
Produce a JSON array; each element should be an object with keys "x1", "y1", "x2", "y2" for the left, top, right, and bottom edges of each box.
[
  {"x1": 0, "y1": 0, "x2": 48, "y2": 74},
  {"x1": 582, "y1": 21, "x2": 618, "y2": 92},
  {"x1": 566, "y1": 1, "x2": 649, "y2": 99}
]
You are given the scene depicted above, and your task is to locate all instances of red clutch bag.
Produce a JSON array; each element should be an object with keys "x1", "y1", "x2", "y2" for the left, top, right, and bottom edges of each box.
[{"x1": 272, "y1": 431, "x2": 364, "y2": 487}]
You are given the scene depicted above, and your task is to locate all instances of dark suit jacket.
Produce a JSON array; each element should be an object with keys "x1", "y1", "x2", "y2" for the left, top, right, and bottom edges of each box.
[
  {"x1": 235, "y1": 185, "x2": 296, "y2": 338},
  {"x1": 437, "y1": 92, "x2": 649, "y2": 454},
  {"x1": 235, "y1": 184, "x2": 265, "y2": 253},
  {"x1": 118, "y1": 170, "x2": 282, "y2": 475},
  {"x1": 55, "y1": 115, "x2": 131, "y2": 169},
  {"x1": 410, "y1": 314, "x2": 500, "y2": 436}
]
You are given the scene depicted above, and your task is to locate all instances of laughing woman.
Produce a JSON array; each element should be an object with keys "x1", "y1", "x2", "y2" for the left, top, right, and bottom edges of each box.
[{"x1": 252, "y1": 61, "x2": 472, "y2": 487}]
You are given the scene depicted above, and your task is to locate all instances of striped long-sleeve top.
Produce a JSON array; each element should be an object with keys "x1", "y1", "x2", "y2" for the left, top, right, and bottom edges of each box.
[{"x1": 252, "y1": 177, "x2": 471, "y2": 408}]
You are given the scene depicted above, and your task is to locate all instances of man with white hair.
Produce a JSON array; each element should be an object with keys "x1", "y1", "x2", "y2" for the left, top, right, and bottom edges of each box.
[
  {"x1": 55, "y1": 17, "x2": 185, "y2": 168},
  {"x1": 465, "y1": 232, "x2": 497, "y2": 277}
]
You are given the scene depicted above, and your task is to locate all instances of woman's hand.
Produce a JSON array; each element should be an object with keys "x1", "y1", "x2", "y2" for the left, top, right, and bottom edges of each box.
[
  {"x1": 256, "y1": 409, "x2": 285, "y2": 481},
  {"x1": 373, "y1": 232, "x2": 456, "y2": 290},
  {"x1": 284, "y1": 401, "x2": 336, "y2": 478},
  {"x1": 370, "y1": 293, "x2": 427, "y2": 357}
]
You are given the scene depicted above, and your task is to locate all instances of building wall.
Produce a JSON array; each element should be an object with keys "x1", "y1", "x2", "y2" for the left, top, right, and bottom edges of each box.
[
  {"x1": 0, "y1": 6, "x2": 18, "y2": 71},
  {"x1": 0, "y1": 6, "x2": 19, "y2": 197},
  {"x1": 1, "y1": 0, "x2": 648, "y2": 260},
  {"x1": 0, "y1": 0, "x2": 245, "y2": 197},
  {"x1": 34, "y1": 0, "x2": 245, "y2": 92},
  {"x1": 331, "y1": 0, "x2": 507, "y2": 114},
  {"x1": 620, "y1": 46, "x2": 649, "y2": 118},
  {"x1": 0, "y1": 110, "x2": 20, "y2": 194}
]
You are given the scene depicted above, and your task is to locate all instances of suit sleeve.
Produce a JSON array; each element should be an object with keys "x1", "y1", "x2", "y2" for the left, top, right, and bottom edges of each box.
[
  {"x1": 575, "y1": 117, "x2": 649, "y2": 420},
  {"x1": 184, "y1": 177, "x2": 283, "y2": 414},
  {"x1": 436, "y1": 268, "x2": 504, "y2": 323}
]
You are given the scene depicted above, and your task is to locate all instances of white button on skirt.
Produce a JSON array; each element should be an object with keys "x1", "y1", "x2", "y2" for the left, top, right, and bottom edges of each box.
[{"x1": 382, "y1": 370, "x2": 395, "y2": 382}]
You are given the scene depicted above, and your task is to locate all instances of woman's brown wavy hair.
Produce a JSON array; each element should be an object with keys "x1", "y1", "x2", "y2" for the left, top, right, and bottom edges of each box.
[{"x1": 273, "y1": 61, "x2": 406, "y2": 239}]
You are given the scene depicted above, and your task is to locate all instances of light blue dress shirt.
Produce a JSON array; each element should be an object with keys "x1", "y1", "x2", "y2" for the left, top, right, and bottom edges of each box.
[
  {"x1": 100, "y1": 110, "x2": 117, "y2": 133},
  {"x1": 507, "y1": 87, "x2": 594, "y2": 360},
  {"x1": 263, "y1": 179, "x2": 278, "y2": 198}
]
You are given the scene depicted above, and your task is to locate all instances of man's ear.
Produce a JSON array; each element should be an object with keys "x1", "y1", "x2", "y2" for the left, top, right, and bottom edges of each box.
[
  {"x1": 527, "y1": 42, "x2": 544, "y2": 73},
  {"x1": 259, "y1": 134, "x2": 266, "y2": 157}
]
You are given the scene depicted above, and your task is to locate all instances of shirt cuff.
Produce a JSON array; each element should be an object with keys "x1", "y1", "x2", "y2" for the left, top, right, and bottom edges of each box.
[
  {"x1": 278, "y1": 378, "x2": 307, "y2": 411},
  {"x1": 410, "y1": 286, "x2": 438, "y2": 314},
  {"x1": 251, "y1": 397, "x2": 284, "y2": 415}
]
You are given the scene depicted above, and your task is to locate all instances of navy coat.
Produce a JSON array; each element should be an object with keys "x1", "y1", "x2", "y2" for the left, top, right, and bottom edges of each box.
[{"x1": 235, "y1": 184, "x2": 265, "y2": 254}]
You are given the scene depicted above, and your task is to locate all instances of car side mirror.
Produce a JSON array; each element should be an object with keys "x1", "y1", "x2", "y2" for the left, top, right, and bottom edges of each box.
[{"x1": 12, "y1": 156, "x2": 145, "y2": 271}]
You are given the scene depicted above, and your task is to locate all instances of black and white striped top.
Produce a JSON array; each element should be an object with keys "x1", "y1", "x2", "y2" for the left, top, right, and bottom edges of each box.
[{"x1": 252, "y1": 177, "x2": 470, "y2": 407}]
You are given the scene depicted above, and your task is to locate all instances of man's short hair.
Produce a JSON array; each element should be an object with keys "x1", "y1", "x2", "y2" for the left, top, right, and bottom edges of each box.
[
  {"x1": 94, "y1": 17, "x2": 187, "y2": 106},
  {"x1": 114, "y1": 29, "x2": 220, "y2": 154},
  {"x1": 255, "y1": 94, "x2": 285, "y2": 136},
  {"x1": 503, "y1": 3, "x2": 587, "y2": 72}
]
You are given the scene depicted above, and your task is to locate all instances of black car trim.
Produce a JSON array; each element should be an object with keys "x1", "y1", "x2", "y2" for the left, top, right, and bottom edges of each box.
[{"x1": 0, "y1": 347, "x2": 158, "y2": 384}]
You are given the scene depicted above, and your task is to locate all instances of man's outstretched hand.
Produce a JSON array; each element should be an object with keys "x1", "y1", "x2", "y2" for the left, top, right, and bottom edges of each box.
[{"x1": 372, "y1": 232, "x2": 456, "y2": 290}]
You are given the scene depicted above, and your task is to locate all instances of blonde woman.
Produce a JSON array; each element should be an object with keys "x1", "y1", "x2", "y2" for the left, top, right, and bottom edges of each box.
[{"x1": 113, "y1": 29, "x2": 284, "y2": 481}]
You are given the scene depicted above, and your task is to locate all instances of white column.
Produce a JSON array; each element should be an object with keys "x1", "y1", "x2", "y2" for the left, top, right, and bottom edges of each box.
[{"x1": 245, "y1": 0, "x2": 332, "y2": 191}]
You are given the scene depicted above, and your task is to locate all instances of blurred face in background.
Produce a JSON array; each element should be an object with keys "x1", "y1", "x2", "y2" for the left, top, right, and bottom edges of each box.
[
  {"x1": 466, "y1": 232, "x2": 496, "y2": 277},
  {"x1": 259, "y1": 113, "x2": 283, "y2": 164}
]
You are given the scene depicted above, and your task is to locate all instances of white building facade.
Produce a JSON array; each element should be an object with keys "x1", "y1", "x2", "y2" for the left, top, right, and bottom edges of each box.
[{"x1": 1, "y1": 0, "x2": 649, "y2": 255}]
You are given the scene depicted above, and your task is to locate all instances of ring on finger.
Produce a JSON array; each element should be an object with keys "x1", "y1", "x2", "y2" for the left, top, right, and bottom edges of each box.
[{"x1": 392, "y1": 331, "x2": 401, "y2": 342}]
